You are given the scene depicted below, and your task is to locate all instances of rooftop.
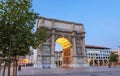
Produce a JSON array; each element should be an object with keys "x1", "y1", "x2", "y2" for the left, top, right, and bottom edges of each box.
[{"x1": 85, "y1": 45, "x2": 110, "y2": 49}]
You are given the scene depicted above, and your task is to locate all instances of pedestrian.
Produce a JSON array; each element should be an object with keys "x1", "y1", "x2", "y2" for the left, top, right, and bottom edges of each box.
[
  {"x1": 108, "y1": 63, "x2": 111, "y2": 68},
  {"x1": 18, "y1": 65, "x2": 22, "y2": 71}
]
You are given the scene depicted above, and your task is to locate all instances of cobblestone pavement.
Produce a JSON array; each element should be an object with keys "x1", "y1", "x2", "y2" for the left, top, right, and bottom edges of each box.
[{"x1": 16, "y1": 66, "x2": 120, "y2": 76}]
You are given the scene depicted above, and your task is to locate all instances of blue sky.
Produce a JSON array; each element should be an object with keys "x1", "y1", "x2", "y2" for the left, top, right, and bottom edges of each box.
[{"x1": 32, "y1": 0, "x2": 120, "y2": 50}]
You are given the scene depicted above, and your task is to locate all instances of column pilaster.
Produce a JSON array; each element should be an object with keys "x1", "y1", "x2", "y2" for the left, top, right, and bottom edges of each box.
[
  {"x1": 50, "y1": 23, "x2": 56, "y2": 68},
  {"x1": 82, "y1": 37, "x2": 87, "y2": 63},
  {"x1": 81, "y1": 33, "x2": 88, "y2": 67},
  {"x1": 70, "y1": 31, "x2": 80, "y2": 68},
  {"x1": 73, "y1": 32, "x2": 77, "y2": 57}
]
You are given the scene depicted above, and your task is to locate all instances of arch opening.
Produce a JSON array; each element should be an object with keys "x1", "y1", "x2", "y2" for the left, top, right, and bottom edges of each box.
[{"x1": 55, "y1": 37, "x2": 72, "y2": 68}]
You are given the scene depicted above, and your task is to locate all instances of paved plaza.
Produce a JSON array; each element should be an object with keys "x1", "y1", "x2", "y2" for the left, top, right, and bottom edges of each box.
[{"x1": 16, "y1": 66, "x2": 120, "y2": 76}]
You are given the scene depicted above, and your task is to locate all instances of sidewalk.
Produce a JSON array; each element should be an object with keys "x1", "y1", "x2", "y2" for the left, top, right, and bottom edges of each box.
[{"x1": 17, "y1": 66, "x2": 120, "y2": 76}]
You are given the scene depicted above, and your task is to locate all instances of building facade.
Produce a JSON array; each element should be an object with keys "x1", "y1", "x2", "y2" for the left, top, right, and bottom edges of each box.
[{"x1": 86, "y1": 45, "x2": 111, "y2": 66}]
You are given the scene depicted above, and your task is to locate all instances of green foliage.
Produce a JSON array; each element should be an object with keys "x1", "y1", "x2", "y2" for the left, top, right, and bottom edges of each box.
[
  {"x1": 109, "y1": 52, "x2": 118, "y2": 62},
  {"x1": 0, "y1": 0, "x2": 48, "y2": 57},
  {"x1": 33, "y1": 27, "x2": 49, "y2": 48}
]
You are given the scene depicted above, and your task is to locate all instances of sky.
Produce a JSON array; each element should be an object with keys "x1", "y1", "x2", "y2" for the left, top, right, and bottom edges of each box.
[{"x1": 32, "y1": 0, "x2": 120, "y2": 50}]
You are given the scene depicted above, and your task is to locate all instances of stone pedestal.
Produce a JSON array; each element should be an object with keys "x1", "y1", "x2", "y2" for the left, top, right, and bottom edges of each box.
[
  {"x1": 50, "y1": 56, "x2": 56, "y2": 68},
  {"x1": 70, "y1": 58, "x2": 89, "y2": 68},
  {"x1": 34, "y1": 63, "x2": 43, "y2": 69},
  {"x1": 70, "y1": 57, "x2": 79, "y2": 68}
]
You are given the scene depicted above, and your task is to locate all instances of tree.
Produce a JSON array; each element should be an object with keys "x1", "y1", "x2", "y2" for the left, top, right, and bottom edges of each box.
[
  {"x1": 109, "y1": 52, "x2": 118, "y2": 65},
  {"x1": 0, "y1": 0, "x2": 48, "y2": 76}
]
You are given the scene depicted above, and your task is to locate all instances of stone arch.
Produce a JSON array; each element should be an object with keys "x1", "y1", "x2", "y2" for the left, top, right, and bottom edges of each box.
[
  {"x1": 34, "y1": 17, "x2": 88, "y2": 68},
  {"x1": 56, "y1": 37, "x2": 71, "y2": 49},
  {"x1": 55, "y1": 36, "x2": 72, "y2": 67}
]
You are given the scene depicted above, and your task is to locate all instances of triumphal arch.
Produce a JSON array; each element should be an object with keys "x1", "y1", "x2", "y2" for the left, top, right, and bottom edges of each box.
[{"x1": 34, "y1": 17, "x2": 88, "y2": 68}]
